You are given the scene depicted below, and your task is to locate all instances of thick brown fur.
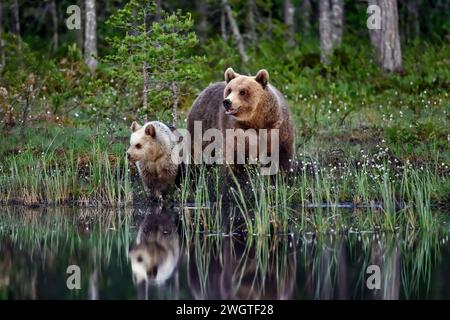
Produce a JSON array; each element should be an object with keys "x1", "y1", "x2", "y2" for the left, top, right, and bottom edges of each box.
[
  {"x1": 127, "y1": 121, "x2": 179, "y2": 199},
  {"x1": 187, "y1": 68, "x2": 295, "y2": 170}
]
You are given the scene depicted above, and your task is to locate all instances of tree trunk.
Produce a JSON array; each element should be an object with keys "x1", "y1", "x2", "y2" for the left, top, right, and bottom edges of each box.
[
  {"x1": 246, "y1": 0, "x2": 257, "y2": 47},
  {"x1": 171, "y1": 82, "x2": 178, "y2": 128},
  {"x1": 368, "y1": 0, "x2": 381, "y2": 56},
  {"x1": 369, "y1": 0, "x2": 403, "y2": 73},
  {"x1": 50, "y1": 0, "x2": 58, "y2": 51},
  {"x1": 337, "y1": 240, "x2": 349, "y2": 299},
  {"x1": 88, "y1": 270, "x2": 99, "y2": 300},
  {"x1": 319, "y1": 0, "x2": 344, "y2": 63},
  {"x1": 11, "y1": 0, "x2": 20, "y2": 34},
  {"x1": 369, "y1": 241, "x2": 400, "y2": 300},
  {"x1": 142, "y1": 63, "x2": 148, "y2": 110},
  {"x1": 0, "y1": 1, "x2": 5, "y2": 75},
  {"x1": 319, "y1": 0, "x2": 333, "y2": 63},
  {"x1": 267, "y1": 2, "x2": 273, "y2": 40},
  {"x1": 220, "y1": 5, "x2": 228, "y2": 41},
  {"x1": 84, "y1": 0, "x2": 98, "y2": 73},
  {"x1": 284, "y1": 0, "x2": 295, "y2": 47},
  {"x1": 196, "y1": 0, "x2": 208, "y2": 44},
  {"x1": 11, "y1": 0, "x2": 22, "y2": 59},
  {"x1": 330, "y1": 0, "x2": 343, "y2": 48},
  {"x1": 384, "y1": 244, "x2": 400, "y2": 300},
  {"x1": 379, "y1": 0, "x2": 402, "y2": 72},
  {"x1": 142, "y1": 9, "x2": 148, "y2": 110},
  {"x1": 76, "y1": 0, "x2": 84, "y2": 53},
  {"x1": 406, "y1": 0, "x2": 419, "y2": 40},
  {"x1": 319, "y1": 248, "x2": 332, "y2": 299},
  {"x1": 300, "y1": 0, "x2": 312, "y2": 36},
  {"x1": 155, "y1": 0, "x2": 162, "y2": 21},
  {"x1": 222, "y1": 0, "x2": 248, "y2": 63}
]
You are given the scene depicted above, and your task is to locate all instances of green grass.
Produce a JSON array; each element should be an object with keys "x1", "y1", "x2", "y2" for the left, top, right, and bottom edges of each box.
[
  {"x1": 1, "y1": 123, "x2": 448, "y2": 235},
  {"x1": 0, "y1": 204, "x2": 448, "y2": 299},
  {"x1": 0, "y1": 126, "x2": 132, "y2": 206},
  {"x1": 182, "y1": 226, "x2": 448, "y2": 299},
  {"x1": 0, "y1": 205, "x2": 134, "y2": 299},
  {"x1": 1, "y1": 41, "x2": 449, "y2": 233},
  {"x1": 176, "y1": 40, "x2": 449, "y2": 235},
  {"x1": 179, "y1": 159, "x2": 448, "y2": 235},
  {"x1": 0, "y1": 206, "x2": 133, "y2": 264}
]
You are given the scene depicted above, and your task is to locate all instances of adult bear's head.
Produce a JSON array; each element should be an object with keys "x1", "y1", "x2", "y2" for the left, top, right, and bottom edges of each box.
[{"x1": 222, "y1": 67, "x2": 270, "y2": 121}]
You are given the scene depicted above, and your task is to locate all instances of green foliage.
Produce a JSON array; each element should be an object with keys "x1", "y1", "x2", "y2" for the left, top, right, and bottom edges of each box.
[
  {"x1": 103, "y1": 0, "x2": 203, "y2": 120},
  {"x1": 179, "y1": 161, "x2": 449, "y2": 235},
  {"x1": 0, "y1": 35, "x2": 89, "y2": 128},
  {"x1": 0, "y1": 126, "x2": 132, "y2": 206},
  {"x1": 0, "y1": 1, "x2": 448, "y2": 234}
]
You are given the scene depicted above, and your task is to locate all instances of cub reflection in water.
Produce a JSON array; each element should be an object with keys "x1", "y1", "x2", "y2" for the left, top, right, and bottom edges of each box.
[
  {"x1": 128, "y1": 206, "x2": 181, "y2": 298},
  {"x1": 188, "y1": 236, "x2": 297, "y2": 300}
]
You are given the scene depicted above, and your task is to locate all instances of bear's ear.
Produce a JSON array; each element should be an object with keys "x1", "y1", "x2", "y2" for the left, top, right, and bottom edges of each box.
[
  {"x1": 130, "y1": 121, "x2": 142, "y2": 132},
  {"x1": 255, "y1": 69, "x2": 269, "y2": 88},
  {"x1": 145, "y1": 124, "x2": 156, "y2": 137},
  {"x1": 224, "y1": 67, "x2": 238, "y2": 83}
]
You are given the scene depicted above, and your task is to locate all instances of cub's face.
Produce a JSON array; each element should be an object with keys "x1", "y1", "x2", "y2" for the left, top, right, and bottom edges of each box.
[
  {"x1": 223, "y1": 68, "x2": 269, "y2": 121},
  {"x1": 127, "y1": 122, "x2": 160, "y2": 162},
  {"x1": 128, "y1": 226, "x2": 180, "y2": 286}
]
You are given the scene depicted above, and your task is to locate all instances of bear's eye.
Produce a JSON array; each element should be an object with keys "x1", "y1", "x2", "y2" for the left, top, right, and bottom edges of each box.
[
  {"x1": 135, "y1": 143, "x2": 142, "y2": 149},
  {"x1": 227, "y1": 88, "x2": 232, "y2": 95},
  {"x1": 239, "y1": 90, "x2": 246, "y2": 96}
]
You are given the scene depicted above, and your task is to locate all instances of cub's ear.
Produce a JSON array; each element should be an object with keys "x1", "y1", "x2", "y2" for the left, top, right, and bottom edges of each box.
[
  {"x1": 224, "y1": 67, "x2": 238, "y2": 83},
  {"x1": 255, "y1": 69, "x2": 269, "y2": 88},
  {"x1": 130, "y1": 121, "x2": 142, "y2": 132},
  {"x1": 145, "y1": 124, "x2": 156, "y2": 137}
]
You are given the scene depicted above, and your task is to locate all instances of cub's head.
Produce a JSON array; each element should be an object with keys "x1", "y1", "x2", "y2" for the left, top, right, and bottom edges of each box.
[
  {"x1": 222, "y1": 68, "x2": 270, "y2": 121},
  {"x1": 129, "y1": 240, "x2": 177, "y2": 286},
  {"x1": 128, "y1": 214, "x2": 180, "y2": 286},
  {"x1": 127, "y1": 121, "x2": 171, "y2": 162}
]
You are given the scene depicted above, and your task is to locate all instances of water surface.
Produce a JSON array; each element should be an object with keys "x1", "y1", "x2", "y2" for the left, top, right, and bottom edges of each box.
[{"x1": 0, "y1": 206, "x2": 449, "y2": 299}]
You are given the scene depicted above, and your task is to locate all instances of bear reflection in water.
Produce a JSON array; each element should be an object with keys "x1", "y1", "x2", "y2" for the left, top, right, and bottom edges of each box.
[
  {"x1": 128, "y1": 208, "x2": 296, "y2": 300},
  {"x1": 128, "y1": 207, "x2": 181, "y2": 299},
  {"x1": 187, "y1": 236, "x2": 297, "y2": 300}
]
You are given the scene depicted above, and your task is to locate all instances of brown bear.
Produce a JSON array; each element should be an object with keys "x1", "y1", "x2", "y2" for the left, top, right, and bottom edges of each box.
[
  {"x1": 127, "y1": 121, "x2": 179, "y2": 200},
  {"x1": 187, "y1": 68, "x2": 295, "y2": 171}
]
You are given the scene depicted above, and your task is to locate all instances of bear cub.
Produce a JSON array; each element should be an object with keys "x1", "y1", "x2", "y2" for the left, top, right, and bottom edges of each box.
[{"x1": 127, "y1": 121, "x2": 179, "y2": 200}]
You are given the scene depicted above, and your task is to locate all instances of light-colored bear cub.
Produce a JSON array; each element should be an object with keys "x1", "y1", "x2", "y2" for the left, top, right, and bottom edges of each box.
[
  {"x1": 127, "y1": 121, "x2": 179, "y2": 200},
  {"x1": 128, "y1": 212, "x2": 180, "y2": 286}
]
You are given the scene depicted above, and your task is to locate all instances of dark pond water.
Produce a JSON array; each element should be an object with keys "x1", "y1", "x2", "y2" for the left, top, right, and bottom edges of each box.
[{"x1": 0, "y1": 205, "x2": 449, "y2": 300}]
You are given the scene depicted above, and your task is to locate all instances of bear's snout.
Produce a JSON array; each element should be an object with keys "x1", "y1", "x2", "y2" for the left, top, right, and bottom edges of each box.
[
  {"x1": 126, "y1": 150, "x2": 137, "y2": 162},
  {"x1": 223, "y1": 99, "x2": 232, "y2": 111}
]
